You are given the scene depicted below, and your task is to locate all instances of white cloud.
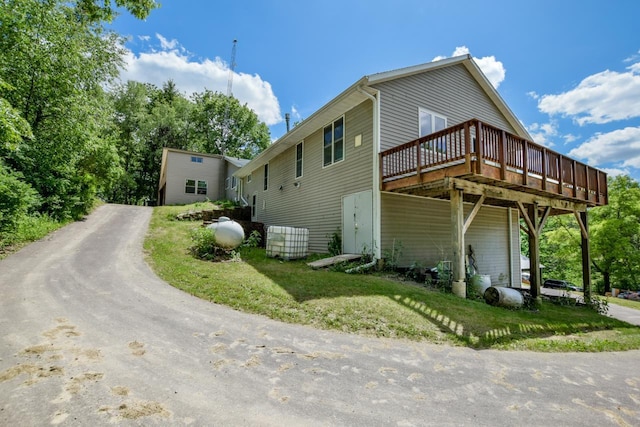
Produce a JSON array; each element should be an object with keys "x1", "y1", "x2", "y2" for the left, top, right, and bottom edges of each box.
[
  {"x1": 526, "y1": 121, "x2": 558, "y2": 147},
  {"x1": 118, "y1": 34, "x2": 282, "y2": 126},
  {"x1": 156, "y1": 33, "x2": 179, "y2": 50},
  {"x1": 568, "y1": 126, "x2": 640, "y2": 168},
  {"x1": 537, "y1": 62, "x2": 640, "y2": 125},
  {"x1": 601, "y1": 167, "x2": 631, "y2": 178},
  {"x1": 433, "y1": 46, "x2": 506, "y2": 88}
]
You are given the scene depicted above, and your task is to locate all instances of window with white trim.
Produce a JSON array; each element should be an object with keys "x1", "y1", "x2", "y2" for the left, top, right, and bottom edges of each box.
[
  {"x1": 191, "y1": 156, "x2": 203, "y2": 163},
  {"x1": 185, "y1": 179, "x2": 207, "y2": 195},
  {"x1": 295, "y1": 142, "x2": 303, "y2": 178},
  {"x1": 247, "y1": 173, "x2": 252, "y2": 183},
  {"x1": 231, "y1": 176, "x2": 237, "y2": 189},
  {"x1": 185, "y1": 179, "x2": 196, "y2": 194},
  {"x1": 197, "y1": 180, "x2": 207, "y2": 195},
  {"x1": 225, "y1": 177, "x2": 230, "y2": 189},
  {"x1": 419, "y1": 108, "x2": 447, "y2": 152},
  {"x1": 323, "y1": 117, "x2": 344, "y2": 167}
]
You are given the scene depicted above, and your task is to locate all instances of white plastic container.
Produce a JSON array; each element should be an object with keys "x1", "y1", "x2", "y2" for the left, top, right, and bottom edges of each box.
[{"x1": 266, "y1": 226, "x2": 309, "y2": 260}]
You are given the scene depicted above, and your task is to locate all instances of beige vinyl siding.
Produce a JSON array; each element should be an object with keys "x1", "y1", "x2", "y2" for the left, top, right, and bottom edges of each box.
[
  {"x1": 373, "y1": 63, "x2": 517, "y2": 151},
  {"x1": 224, "y1": 163, "x2": 241, "y2": 201},
  {"x1": 163, "y1": 151, "x2": 225, "y2": 205},
  {"x1": 241, "y1": 100, "x2": 374, "y2": 253},
  {"x1": 381, "y1": 192, "x2": 520, "y2": 287}
]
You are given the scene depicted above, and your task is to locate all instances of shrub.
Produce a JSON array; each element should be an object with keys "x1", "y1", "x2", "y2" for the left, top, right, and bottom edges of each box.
[
  {"x1": 0, "y1": 163, "x2": 40, "y2": 234},
  {"x1": 189, "y1": 227, "x2": 219, "y2": 260}
]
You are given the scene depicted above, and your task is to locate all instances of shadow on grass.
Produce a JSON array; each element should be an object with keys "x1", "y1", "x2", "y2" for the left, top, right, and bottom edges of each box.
[{"x1": 241, "y1": 249, "x2": 634, "y2": 350}]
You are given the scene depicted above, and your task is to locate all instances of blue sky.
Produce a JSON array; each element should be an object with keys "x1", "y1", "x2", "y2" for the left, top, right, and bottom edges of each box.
[{"x1": 110, "y1": 0, "x2": 640, "y2": 180}]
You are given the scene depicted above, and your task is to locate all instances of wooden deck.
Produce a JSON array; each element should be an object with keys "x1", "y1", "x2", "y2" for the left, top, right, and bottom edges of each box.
[{"x1": 380, "y1": 119, "x2": 608, "y2": 210}]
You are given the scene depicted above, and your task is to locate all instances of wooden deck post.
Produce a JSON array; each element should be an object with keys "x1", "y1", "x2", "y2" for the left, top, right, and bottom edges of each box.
[
  {"x1": 528, "y1": 204, "x2": 541, "y2": 301},
  {"x1": 576, "y1": 210, "x2": 592, "y2": 301},
  {"x1": 451, "y1": 188, "x2": 466, "y2": 298},
  {"x1": 517, "y1": 202, "x2": 543, "y2": 301},
  {"x1": 475, "y1": 121, "x2": 483, "y2": 175},
  {"x1": 500, "y1": 130, "x2": 507, "y2": 180}
]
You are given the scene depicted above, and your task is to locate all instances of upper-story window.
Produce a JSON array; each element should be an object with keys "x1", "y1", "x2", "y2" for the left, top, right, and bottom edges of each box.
[
  {"x1": 295, "y1": 142, "x2": 303, "y2": 178},
  {"x1": 263, "y1": 163, "x2": 269, "y2": 191},
  {"x1": 247, "y1": 173, "x2": 252, "y2": 183},
  {"x1": 419, "y1": 108, "x2": 447, "y2": 152},
  {"x1": 323, "y1": 117, "x2": 344, "y2": 167},
  {"x1": 191, "y1": 156, "x2": 203, "y2": 163}
]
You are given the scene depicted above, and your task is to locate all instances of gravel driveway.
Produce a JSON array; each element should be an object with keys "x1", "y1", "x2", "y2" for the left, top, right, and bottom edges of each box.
[{"x1": 1, "y1": 204, "x2": 639, "y2": 426}]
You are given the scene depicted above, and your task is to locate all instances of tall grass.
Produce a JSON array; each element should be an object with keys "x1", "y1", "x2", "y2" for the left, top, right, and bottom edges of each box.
[{"x1": 0, "y1": 213, "x2": 67, "y2": 258}]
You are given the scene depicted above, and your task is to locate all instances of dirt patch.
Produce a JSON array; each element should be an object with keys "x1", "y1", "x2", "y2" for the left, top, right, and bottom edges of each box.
[
  {"x1": 111, "y1": 386, "x2": 130, "y2": 396},
  {"x1": 298, "y1": 351, "x2": 346, "y2": 360},
  {"x1": 43, "y1": 325, "x2": 80, "y2": 340},
  {"x1": 20, "y1": 344, "x2": 59, "y2": 356},
  {"x1": 66, "y1": 372, "x2": 104, "y2": 395},
  {"x1": 118, "y1": 400, "x2": 170, "y2": 420},
  {"x1": 128, "y1": 341, "x2": 146, "y2": 356},
  {"x1": 243, "y1": 355, "x2": 261, "y2": 368},
  {"x1": 210, "y1": 343, "x2": 227, "y2": 354},
  {"x1": 0, "y1": 363, "x2": 64, "y2": 384}
]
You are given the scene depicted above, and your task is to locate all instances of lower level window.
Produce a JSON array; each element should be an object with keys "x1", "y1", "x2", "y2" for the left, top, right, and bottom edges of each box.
[
  {"x1": 185, "y1": 179, "x2": 207, "y2": 195},
  {"x1": 197, "y1": 180, "x2": 207, "y2": 195},
  {"x1": 185, "y1": 179, "x2": 196, "y2": 194}
]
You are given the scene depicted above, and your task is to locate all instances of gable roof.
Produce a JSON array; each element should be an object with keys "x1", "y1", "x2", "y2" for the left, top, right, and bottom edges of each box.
[{"x1": 236, "y1": 54, "x2": 531, "y2": 177}]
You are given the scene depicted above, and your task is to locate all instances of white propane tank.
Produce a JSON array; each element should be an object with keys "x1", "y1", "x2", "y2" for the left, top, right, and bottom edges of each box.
[
  {"x1": 206, "y1": 217, "x2": 245, "y2": 249},
  {"x1": 471, "y1": 274, "x2": 492, "y2": 295}
]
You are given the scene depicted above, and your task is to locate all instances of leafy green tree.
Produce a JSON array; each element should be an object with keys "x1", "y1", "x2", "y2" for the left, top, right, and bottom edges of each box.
[
  {"x1": 109, "y1": 80, "x2": 193, "y2": 204},
  {"x1": 0, "y1": 0, "x2": 126, "y2": 219},
  {"x1": 590, "y1": 175, "x2": 640, "y2": 293},
  {"x1": 73, "y1": 0, "x2": 158, "y2": 22},
  {"x1": 527, "y1": 175, "x2": 640, "y2": 294},
  {"x1": 190, "y1": 91, "x2": 270, "y2": 159},
  {"x1": 0, "y1": 80, "x2": 32, "y2": 152}
]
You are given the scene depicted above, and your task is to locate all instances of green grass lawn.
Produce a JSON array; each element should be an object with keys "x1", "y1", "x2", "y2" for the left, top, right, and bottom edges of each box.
[{"x1": 144, "y1": 204, "x2": 640, "y2": 352}]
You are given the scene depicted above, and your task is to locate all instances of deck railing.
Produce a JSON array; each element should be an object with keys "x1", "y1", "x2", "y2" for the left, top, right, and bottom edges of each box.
[{"x1": 380, "y1": 119, "x2": 608, "y2": 205}]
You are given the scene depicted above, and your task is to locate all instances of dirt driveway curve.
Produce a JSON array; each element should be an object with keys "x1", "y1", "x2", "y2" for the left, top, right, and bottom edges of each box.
[{"x1": 1, "y1": 204, "x2": 639, "y2": 426}]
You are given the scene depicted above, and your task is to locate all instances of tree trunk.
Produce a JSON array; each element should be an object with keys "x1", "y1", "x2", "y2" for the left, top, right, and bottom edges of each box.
[{"x1": 603, "y1": 271, "x2": 611, "y2": 294}]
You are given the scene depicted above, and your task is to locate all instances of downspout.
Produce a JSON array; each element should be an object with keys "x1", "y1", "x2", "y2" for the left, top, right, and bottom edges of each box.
[{"x1": 357, "y1": 86, "x2": 381, "y2": 260}]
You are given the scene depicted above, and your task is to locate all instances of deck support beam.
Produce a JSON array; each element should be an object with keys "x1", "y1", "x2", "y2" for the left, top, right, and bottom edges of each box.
[
  {"x1": 575, "y1": 210, "x2": 592, "y2": 301},
  {"x1": 451, "y1": 189, "x2": 466, "y2": 298},
  {"x1": 517, "y1": 202, "x2": 550, "y2": 301}
]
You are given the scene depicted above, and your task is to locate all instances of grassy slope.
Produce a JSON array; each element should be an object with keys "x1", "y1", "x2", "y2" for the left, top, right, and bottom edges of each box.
[{"x1": 145, "y1": 204, "x2": 640, "y2": 352}]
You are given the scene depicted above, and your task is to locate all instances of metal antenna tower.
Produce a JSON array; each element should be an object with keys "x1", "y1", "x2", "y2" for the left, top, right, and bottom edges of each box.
[
  {"x1": 221, "y1": 39, "x2": 237, "y2": 156},
  {"x1": 226, "y1": 39, "x2": 237, "y2": 97}
]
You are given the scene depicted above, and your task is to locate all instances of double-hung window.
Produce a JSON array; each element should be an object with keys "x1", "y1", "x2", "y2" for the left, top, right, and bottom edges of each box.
[
  {"x1": 323, "y1": 117, "x2": 344, "y2": 167},
  {"x1": 197, "y1": 180, "x2": 207, "y2": 195},
  {"x1": 185, "y1": 179, "x2": 207, "y2": 195},
  {"x1": 295, "y1": 142, "x2": 303, "y2": 178},
  {"x1": 419, "y1": 108, "x2": 447, "y2": 153},
  {"x1": 185, "y1": 179, "x2": 196, "y2": 194}
]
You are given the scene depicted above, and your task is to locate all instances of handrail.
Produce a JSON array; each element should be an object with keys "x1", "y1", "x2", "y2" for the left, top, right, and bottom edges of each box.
[{"x1": 380, "y1": 119, "x2": 608, "y2": 205}]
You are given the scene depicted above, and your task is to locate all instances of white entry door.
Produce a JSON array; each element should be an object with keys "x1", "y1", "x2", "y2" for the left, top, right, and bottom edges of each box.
[{"x1": 342, "y1": 190, "x2": 373, "y2": 255}]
